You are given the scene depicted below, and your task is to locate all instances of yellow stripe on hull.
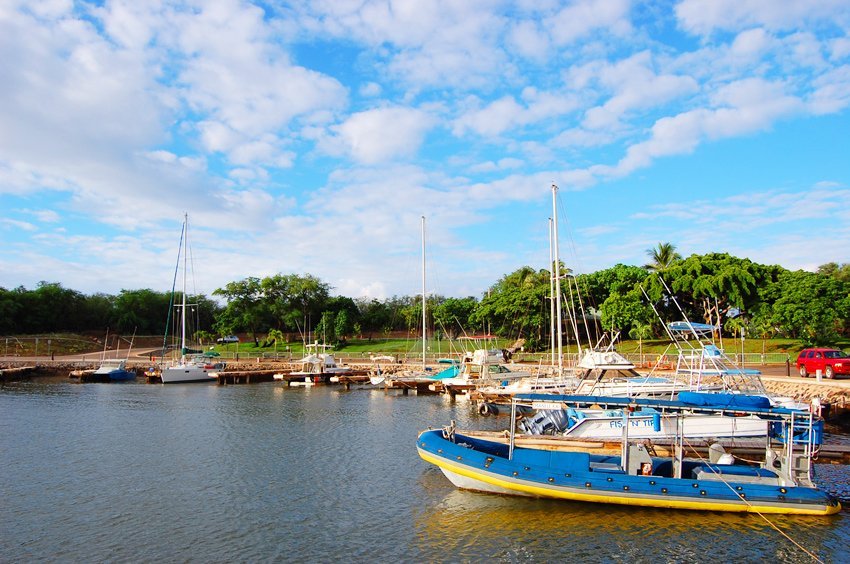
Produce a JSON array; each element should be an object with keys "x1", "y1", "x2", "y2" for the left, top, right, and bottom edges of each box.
[{"x1": 418, "y1": 449, "x2": 840, "y2": 516}]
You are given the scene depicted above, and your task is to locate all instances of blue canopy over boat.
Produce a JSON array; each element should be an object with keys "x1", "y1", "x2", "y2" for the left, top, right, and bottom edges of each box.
[
  {"x1": 677, "y1": 391, "x2": 770, "y2": 409},
  {"x1": 431, "y1": 365, "x2": 460, "y2": 380},
  {"x1": 668, "y1": 321, "x2": 718, "y2": 333}
]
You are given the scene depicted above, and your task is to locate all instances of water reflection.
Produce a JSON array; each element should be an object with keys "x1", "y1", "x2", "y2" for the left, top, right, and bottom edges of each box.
[
  {"x1": 414, "y1": 462, "x2": 848, "y2": 563},
  {"x1": 1, "y1": 380, "x2": 848, "y2": 562}
]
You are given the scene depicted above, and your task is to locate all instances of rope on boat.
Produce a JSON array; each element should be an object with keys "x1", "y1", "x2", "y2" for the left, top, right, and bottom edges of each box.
[{"x1": 682, "y1": 437, "x2": 824, "y2": 564}]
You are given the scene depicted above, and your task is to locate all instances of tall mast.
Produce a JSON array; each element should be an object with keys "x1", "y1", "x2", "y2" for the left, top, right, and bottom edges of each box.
[
  {"x1": 548, "y1": 218, "x2": 555, "y2": 368},
  {"x1": 551, "y1": 185, "x2": 563, "y2": 372},
  {"x1": 180, "y1": 213, "x2": 188, "y2": 361},
  {"x1": 421, "y1": 215, "x2": 427, "y2": 370}
]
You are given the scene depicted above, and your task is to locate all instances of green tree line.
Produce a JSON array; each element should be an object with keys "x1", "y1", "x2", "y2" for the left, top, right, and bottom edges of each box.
[{"x1": 2, "y1": 249, "x2": 849, "y2": 349}]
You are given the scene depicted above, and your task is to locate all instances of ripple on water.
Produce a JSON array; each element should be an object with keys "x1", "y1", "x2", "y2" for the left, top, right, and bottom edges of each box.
[{"x1": 1, "y1": 382, "x2": 848, "y2": 562}]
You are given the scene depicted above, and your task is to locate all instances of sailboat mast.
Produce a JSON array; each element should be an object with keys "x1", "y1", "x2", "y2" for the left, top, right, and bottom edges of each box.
[
  {"x1": 180, "y1": 213, "x2": 188, "y2": 360},
  {"x1": 421, "y1": 215, "x2": 427, "y2": 370},
  {"x1": 548, "y1": 218, "x2": 555, "y2": 368},
  {"x1": 551, "y1": 185, "x2": 563, "y2": 372}
]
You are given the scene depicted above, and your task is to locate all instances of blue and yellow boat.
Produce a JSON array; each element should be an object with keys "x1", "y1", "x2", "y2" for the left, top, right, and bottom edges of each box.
[{"x1": 417, "y1": 394, "x2": 840, "y2": 515}]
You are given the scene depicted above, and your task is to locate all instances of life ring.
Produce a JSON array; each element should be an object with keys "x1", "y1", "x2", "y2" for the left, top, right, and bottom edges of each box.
[{"x1": 479, "y1": 403, "x2": 491, "y2": 416}]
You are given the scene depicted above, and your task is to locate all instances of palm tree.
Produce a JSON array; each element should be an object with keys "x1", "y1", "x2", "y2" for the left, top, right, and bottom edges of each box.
[{"x1": 644, "y1": 242, "x2": 682, "y2": 272}]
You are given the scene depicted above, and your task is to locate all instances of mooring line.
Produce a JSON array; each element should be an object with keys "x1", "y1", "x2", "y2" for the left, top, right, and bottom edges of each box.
[{"x1": 682, "y1": 437, "x2": 824, "y2": 564}]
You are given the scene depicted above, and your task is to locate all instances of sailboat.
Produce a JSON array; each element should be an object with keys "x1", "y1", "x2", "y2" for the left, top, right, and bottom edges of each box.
[
  {"x1": 477, "y1": 185, "x2": 688, "y2": 401},
  {"x1": 160, "y1": 214, "x2": 224, "y2": 384},
  {"x1": 380, "y1": 216, "x2": 442, "y2": 387},
  {"x1": 91, "y1": 330, "x2": 136, "y2": 381}
]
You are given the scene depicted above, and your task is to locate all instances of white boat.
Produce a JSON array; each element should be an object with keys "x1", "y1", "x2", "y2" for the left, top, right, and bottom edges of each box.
[
  {"x1": 475, "y1": 347, "x2": 691, "y2": 399},
  {"x1": 519, "y1": 397, "x2": 769, "y2": 440},
  {"x1": 92, "y1": 358, "x2": 136, "y2": 381},
  {"x1": 649, "y1": 289, "x2": 809, "y2": 411},
  {"x1": 161, "y1": 214, "x2": 223, "y2": 384},
  {"x1": 434, "y1": 348, "x2": 531, "y2": 390},
  {"x1": 274, "y1": 342, "x2": 352, "y2": 382},
  {"x1": 90, "y1": 330, "x2": 137, "y2": 381}
]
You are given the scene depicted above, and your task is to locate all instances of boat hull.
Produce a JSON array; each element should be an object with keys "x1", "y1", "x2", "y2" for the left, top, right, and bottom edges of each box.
[
  {"x1": 104, "y1": 369, "x2": 136, "y2": 381},
  {"x1": 522, "y1": 410, "x2": 768, "y2": 440},
  {"x1": 161, "y1": 366, "x2": 217, "y2": 384},
  {"x1": 416, "y1": 430, "x2": 840, "y2": 515}
]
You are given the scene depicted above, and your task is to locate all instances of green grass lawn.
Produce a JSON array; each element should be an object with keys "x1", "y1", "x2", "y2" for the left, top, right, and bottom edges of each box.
[
  {"x1": 4, "y1": 333, "x2": 849, "y2": 359},
  {"x1": 212, "y1": 335, "x2": 850, "y2": 358}
]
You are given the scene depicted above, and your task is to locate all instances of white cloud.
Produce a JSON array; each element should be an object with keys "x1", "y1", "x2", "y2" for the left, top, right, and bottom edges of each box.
[
  {"x1": 359, "y1": 82, "x2": 382, "y2": 97},
  {"x1": 547, "y1": 0, "x2": 632, "y2": 45},
  {"x1": 325, "y1": 106, "x2": 437, "y2": 164},
  {"x1": 1, "y1": 1, "x2": 849, "y2": 300},
  {"x1": 730, "y1": 28, "x2": 773, "y2": 60},
  {"x1": 613, "y1": 78, "x2": 801, "y2": 176},
  {"x1": 675, "y1": 0, "x2": 850, "y2": 35},
  {"x1": 808, "y1": 64, "x2": 850, "y2": 114},
  {"x1": 453, "y1": 89, "x2": 580, "y2": 137},
  {"x1": 468, "y1": 158, "x2": 525, "y2": 174},
  {"x1": 581, "y1": 51, "x2": 699, "y2": 130},
  {"x1": 453, "y1": 96, "x2": 525, "y2": 137},
  {"x1": 22, "y1": 209, "x2": 61, "y2": 223},
  {"x1": 507, "y1": 19, "x2": 550, "y2": 60},
  {"x1": 1, "y1": 218, "x2": 37, "y2": 231},
  {"x1": 623, "y1": 185, "x2": 850, "y2": 272}
]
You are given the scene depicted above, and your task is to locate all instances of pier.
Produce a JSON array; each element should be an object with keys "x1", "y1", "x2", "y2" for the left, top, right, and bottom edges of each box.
[
  {"x1": 0, "y1": 365, "x2": 36, "y2": 382},
  {"x1": 216, "y1": 370, "x2": 278, "y2": 385}
]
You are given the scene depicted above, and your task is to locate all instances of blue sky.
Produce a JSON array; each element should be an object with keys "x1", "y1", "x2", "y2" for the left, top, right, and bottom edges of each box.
[{"x1": 1, "y1": 0, "x2": 849, "y2": 300}]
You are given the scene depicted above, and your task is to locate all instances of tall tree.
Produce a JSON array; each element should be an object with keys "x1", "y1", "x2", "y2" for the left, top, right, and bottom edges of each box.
[
  {"x1": 355, "y1": 298, "x2": 392, "y2": 338},
  {"x1": 644, "y1": 242, "x2": 682, "y2": 273},
  {"x1": 471, "y1": 266, "x2": 550, "y2": 349},
  {"x1": 818, "y1": 262, "x2": 850, "y2": 282},
  {"x1": 433, "y1": 296, "x2": 478, "y2": 339},
  {"x1": 770, "y1": 270, "x2": 850, "y2": 345},
  {"x1": 213, "y1": 277, "x2": 269, "y2": 345}
]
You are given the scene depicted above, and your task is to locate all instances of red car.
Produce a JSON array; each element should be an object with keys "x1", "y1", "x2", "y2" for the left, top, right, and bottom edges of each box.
[{"x1": 795, "y1": 348, "x2": 850, "y2": 378}]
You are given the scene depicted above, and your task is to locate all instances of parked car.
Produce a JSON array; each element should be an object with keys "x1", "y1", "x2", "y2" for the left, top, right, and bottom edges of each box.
[
  {"x1": 795, "y1": 348, "x2": 850, "y2": 379},
  {"x1": 216, "y1": 335, "x2": 239, "y2": 344}
]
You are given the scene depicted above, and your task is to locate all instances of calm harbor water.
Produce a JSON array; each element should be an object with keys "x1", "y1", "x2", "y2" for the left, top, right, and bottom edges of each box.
[{"x1": 2, "y1": 378, "x2": 849, "y2": 562}]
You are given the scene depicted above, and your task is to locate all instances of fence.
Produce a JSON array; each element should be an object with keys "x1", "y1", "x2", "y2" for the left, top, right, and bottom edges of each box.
[{"x1": 212, "y1": 350, "x2": 793, "y2": 366}]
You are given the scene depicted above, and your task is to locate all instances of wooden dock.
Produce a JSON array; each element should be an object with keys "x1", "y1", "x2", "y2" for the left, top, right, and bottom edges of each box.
[
  {"x1": 215, "y1": 370, "x2": 278, "y2": 385},
  {"x1": 0, "y1": 365, "x2": 36, "y2": 382}
]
